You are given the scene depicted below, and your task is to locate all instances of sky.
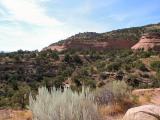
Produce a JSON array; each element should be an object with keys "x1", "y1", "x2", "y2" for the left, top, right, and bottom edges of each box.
[{"x1": 0, "y1": 0, "x2": 160, "y2": 51}]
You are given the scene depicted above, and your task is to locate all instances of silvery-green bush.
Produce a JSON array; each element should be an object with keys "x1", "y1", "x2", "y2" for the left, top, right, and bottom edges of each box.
[
  {"x1": 29, "y1": 87, "x2": 100, "y2": 120},
  {"x1": 94, "y1": 81, "x2": 131, "y2": 105}
]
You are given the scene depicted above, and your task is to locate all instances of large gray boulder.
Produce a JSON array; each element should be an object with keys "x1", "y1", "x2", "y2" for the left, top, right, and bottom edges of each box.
[{"x1": 123, "y1": 105, "x2": 160, "y2": 120}]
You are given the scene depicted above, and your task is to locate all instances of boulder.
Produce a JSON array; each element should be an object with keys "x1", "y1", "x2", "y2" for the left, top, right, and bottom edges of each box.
[{"x1": 123, "y1": 105, "x2": 160, "y2": 120}]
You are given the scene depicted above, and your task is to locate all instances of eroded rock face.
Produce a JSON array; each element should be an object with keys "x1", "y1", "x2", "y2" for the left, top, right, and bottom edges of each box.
[
  {"x1": 123, "y1": 105, "x2": 160, "y2": 120},
  {"x1": 44, "y1": 39, "x2": 136, "y2": 51},
  {"x1": 43, "y1": 45, "x2": 66, "y2": 52},
  {"x1": 132, "y1": 33, "x2": 160, "y2": 51},
  {"x1": 65, "y1": 39, "x2": 136, "y2": 50}
]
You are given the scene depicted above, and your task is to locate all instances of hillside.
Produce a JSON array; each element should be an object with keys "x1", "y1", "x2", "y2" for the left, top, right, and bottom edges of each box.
[
  {"x1": 1, "y1": 49, "x2": 160, "y2": 109},
  {"x1": 1, "y1": 23, "x2": 160, "y2": 110},
  {"x1": 44, "y1": 23, "x2": 160, "y2": 51}
]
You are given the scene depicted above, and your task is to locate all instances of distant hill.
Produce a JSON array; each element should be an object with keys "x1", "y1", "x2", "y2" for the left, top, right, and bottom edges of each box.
[{"x1": 44, "y1": 23, "x2": 160, "y2": 51}]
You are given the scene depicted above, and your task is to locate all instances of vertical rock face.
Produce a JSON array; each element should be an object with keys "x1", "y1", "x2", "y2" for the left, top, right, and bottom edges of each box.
[
  {"x1": 64, "y1": 39, "x2": 136, "y2": 50},
  {"x1": 43, "y1": 23, "x2": 160, "y2": 51},
  {"x1": 131, "y1": 33, "x2": 160, "y2": 51},
  {"x1": 44, "y1": 39, "x2": 136, "y2": 51}
]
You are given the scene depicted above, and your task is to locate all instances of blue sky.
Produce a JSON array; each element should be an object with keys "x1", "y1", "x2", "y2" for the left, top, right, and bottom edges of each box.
[{"x1": 0, "y1": 0, "x2": 160, "y2": 51}]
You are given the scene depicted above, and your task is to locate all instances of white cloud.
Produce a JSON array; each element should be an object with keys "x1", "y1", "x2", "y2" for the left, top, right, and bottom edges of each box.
[
  {"x1": 0, "y1": 23, "x2": 76, "y2": 51},
  {"x1": 0, "y1": 0, "x2": 61, "y2": 26},
  {"x1": 0, "y1": 0, "x2": 68, "y2": 51},
  {"x1": 0, "y1": 0, "x2": 113, "y2": 51}
]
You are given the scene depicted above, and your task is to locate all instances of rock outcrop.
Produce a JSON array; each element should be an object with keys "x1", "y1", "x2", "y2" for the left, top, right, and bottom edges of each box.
[
  {"x1": 44, "y1": 23, "x2": 160, "y2": 51},
  {"x1": 43, "y1": 44, "x2": 66, "y2": 52},
  {"x1": 44, "y1": 38, "x2": 136, "y2": 51},
  {"x1": 132, "y1": 32, "x2": 160, "y2": 51},
  {"x1": 123, "y1": 105, "x2": 160, "y2": 120},
  {"x1": 64, "y1": 39, "x2": 136, "y2": 50}
]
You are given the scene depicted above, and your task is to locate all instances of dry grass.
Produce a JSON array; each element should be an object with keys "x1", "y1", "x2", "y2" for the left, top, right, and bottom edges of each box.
[
  {"x1": 104, "y1": 114, "x2": 123, "y2": 120},
  {"x1": 98, "y1": 98, "x2": 135, "y2": 116},
  {"x1": 94, "y1": 81, "x2": 135, "y2": 120},
  {"x1": 132, "y1": 88, "x2": 160, "y2": 105},
  {"x1": 99, "y1": 104, "x2": 124, "y2": 116},
  {"x1": 141, "y1": 55, "x2": 160, "y2": 67},
  {"x1": 100, "y1": 105, "x2": 124, "y2": 120},
  {"x1": 29, "y1": 87, "x2": 101, "y2": 120}
]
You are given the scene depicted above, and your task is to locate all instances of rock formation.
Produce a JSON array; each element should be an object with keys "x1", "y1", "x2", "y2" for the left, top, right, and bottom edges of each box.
[
  {"x1": 123, "y1": 105, "x2": 160, "y2": 120},
  {"x1": 132, "y1": 32, "x2": 160, "y2": 51},
  {"x1": 44, "y1": 23, "x2": 160, "y2": 51},
  {"x1": 44, "y1": 38, "x2": 136, "y2": 51},
  {"x1": 43, "y1": 44, "x2": 66, "y2": 52},
  {"x1": 64, "y1": 39, "x2": 136, "y2": 50}
]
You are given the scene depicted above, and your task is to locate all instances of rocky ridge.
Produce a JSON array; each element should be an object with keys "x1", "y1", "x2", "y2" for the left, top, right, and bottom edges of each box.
[{"x1": 44, "y1": 23, "x2": 160, "y2": 51}]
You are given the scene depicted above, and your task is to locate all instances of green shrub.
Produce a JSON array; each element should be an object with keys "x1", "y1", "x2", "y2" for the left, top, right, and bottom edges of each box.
[
  {"x1": 150, "y1": 61, "x2": 160, "y2": 72},
  {"x1": 50, "y1": 51, "x2": 59, "y2": 60},
  {"x1": 94, "y1": 81, "x2": 131, "y2": 105},
  {"x1": 134, "y1": 61, "x2": 148, "y2": 71},
  {"x1": 111, "y1": 81, "x2": 131, "y2": 101},
  {"x1": 72, "y1": 54, "x2": 83, "y2": 64},
  {"x1": 105, "y1": 62, "x2": 121, "y2": 71},
  {"x1": 84, "y1": 79, "x2": 96, "y2": 88},
  {"x1": 139, "y1": 51, "x2": 152, "y2": 58},
  {"x1": 125, "y1": 74, "x2": 140, "y2": 87},
  {"x1": 89, "y1": 51, "x2": 101, "y2": 61},
  {"x1": 64, "y1": 54, "x2": 72, "y2": 63},
  {"x1": 150, "y1": 73, "x2": 160, "y2": 88},
  {"x1": 29, "y1": 87, "x2": 101, "y2": 120}
]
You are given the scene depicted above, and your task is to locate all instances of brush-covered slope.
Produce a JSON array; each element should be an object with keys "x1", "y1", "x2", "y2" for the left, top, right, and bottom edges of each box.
[{"x1": 44, "y1": 23, "x2": 160, "y2": 51}]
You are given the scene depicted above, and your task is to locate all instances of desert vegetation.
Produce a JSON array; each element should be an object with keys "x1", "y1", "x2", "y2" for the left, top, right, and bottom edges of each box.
[
  {"x1": 0, "y1": 48, "x2": 160, "y2": 109},
  {"x1": 0, "y1": 23, "x2": 160, "y2": 120},
  {"x1": 29, "y1": 80, "x2": 133, "y2": 120},
  {"x1": 29, "y1": 87, "x2": 100, "y2": 120}
]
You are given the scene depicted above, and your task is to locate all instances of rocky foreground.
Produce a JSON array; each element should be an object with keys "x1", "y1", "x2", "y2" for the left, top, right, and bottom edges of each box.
[
  {"x1": 123, "y1": 105, "x2": 160, "y2": 120},
  {"x1": 0, "y1": 88, "x2": 160, "y2": 120}
]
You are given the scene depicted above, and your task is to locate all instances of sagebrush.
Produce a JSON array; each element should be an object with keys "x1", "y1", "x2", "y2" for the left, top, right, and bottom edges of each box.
[
  {"x1": 29, "y1": 87, "x2": 101, "y2": 120},
  {"x1": 94, "y1": 81, "x2": 131, "y2": 105}
]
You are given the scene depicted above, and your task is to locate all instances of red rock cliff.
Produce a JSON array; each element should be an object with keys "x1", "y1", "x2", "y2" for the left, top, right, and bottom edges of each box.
[{"x1": 132, "y1": 33, "x2": 160, "y2": 51}]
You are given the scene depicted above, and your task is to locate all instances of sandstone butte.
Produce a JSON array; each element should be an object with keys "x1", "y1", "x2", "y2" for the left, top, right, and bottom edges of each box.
[{"x1": 132, "y1": 32, "x2": 160, "y2": 51}]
